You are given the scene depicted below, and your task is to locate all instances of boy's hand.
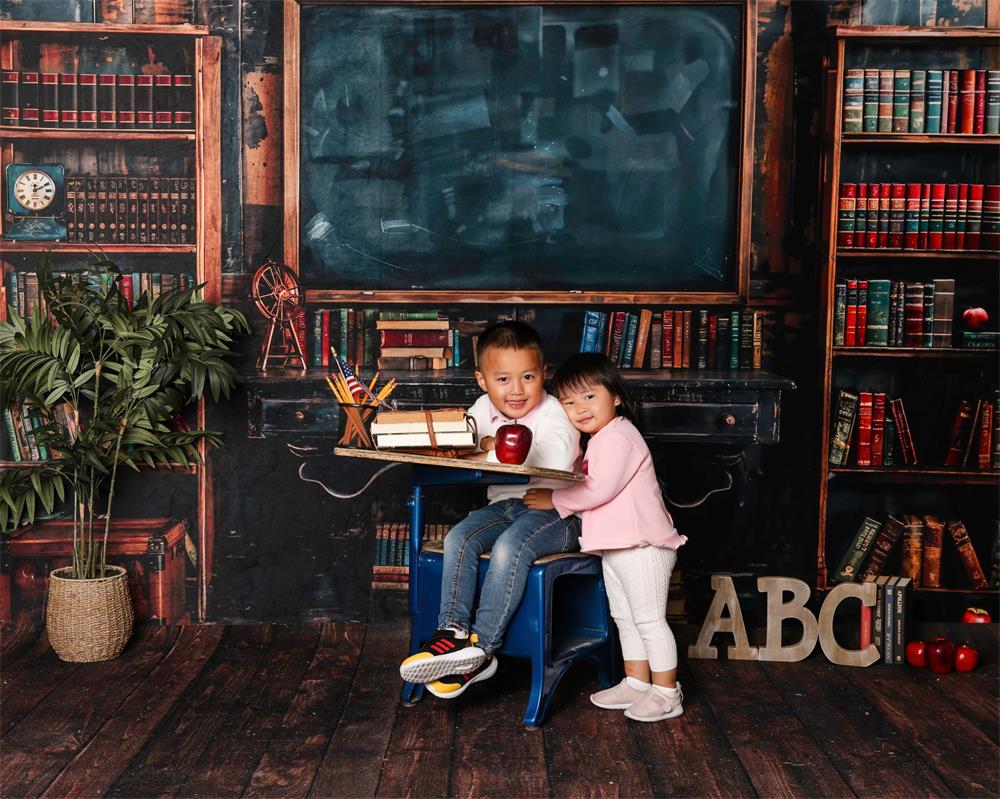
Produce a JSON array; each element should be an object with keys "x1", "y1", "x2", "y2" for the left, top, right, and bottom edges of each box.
[
  {"x1": 523, "y1": 489, "x2": 554, "y2": 510},
  {"x1": 479, "y1": 436, "x2": 496, "y2": 452}
]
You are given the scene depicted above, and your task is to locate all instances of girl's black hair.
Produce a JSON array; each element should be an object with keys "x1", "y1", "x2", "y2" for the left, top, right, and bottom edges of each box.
[{"x1": 550, "y1": 352, "x2": 637, "y2": 424}]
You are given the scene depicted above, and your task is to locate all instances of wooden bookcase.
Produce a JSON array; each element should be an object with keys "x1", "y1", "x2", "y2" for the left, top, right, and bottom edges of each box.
[
  {"x1": 816, "y1": 26, "x2": 999, "y2": 596},
  {"x1": 0, "y1": 20, "x2": 221, "y2": 621}
]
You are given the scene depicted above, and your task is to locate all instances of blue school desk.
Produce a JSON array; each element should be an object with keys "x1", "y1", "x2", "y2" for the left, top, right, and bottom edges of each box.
[{"x1": 333, "y1": 448, "x2": 620, "y2": 727}]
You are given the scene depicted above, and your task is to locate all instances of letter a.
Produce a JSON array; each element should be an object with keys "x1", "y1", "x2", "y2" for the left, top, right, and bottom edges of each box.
[{"x1": 688, "y1": 574, "x2": 758, "y2": 660}]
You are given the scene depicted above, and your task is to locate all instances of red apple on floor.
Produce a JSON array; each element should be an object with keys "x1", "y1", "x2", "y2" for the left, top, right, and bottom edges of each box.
[
  {"x1": 494, "y1": 421, "x2": 532, "y2": 464},
  {"x1": 955, "y1": 644, "x2": 979, "y2": 672},
  {"x1": 905, "y1": 640, "x2": 927, "y2": 668},
  {"x1": 925, "y1": 637, "x2": 956, "y2": 674},
  {"x1": 962, "y1": 307, "x2": 989, "y2": 331},
  {"x1": 961, "y1": 607, "x2": 992, "y2": 624}
]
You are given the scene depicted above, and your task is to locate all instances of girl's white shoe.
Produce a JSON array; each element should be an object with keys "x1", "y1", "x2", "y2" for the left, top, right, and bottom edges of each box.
[
  {"x1": 589, "y1": 677, "x2": 650, "y2": 710},
  {"x1": 624, "y1": 682, "x2": 684, "y2": 722}
]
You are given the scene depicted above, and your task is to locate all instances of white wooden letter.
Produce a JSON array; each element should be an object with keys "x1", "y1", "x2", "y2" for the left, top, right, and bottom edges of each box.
[
  {"x1": 818, "y1": 581, "x2": 880, "y2": 667},
  {"x1": 688, "y1": 574, "x2": 758, "y2": 660},
  {"x1": 756, "y1": 577, "x2": 818, "y2": 662}
]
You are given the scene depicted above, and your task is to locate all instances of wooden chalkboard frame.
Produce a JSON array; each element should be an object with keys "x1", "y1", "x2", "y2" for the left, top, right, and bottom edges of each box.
[{"x1": 284, "y1": 0, "x2": 756, "y2": 305}]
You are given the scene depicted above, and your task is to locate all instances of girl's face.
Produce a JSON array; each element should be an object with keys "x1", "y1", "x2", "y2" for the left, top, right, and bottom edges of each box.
[{"x1": 558, "y1": 381, "x2": 621, "y2": 436}]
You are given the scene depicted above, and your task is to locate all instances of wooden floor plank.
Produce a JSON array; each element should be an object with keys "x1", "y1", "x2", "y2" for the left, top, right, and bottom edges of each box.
[
  {"x1": 179, "y1": 625, "x2": 322, "y2": 798},
  {"x1": 688, "y1": 657, "x2": 854, "y2": 799},
  {"x1": 847, "y1": 664, "x2": 999, "y2": 797},
  {"x1": 449, "y1": 658, "x2": 550, "y2": 798},
  {"x1": 1, "y1": 618, "x2": 42, "y2": 664},
  {"x1": 105, "y1": 625, "x2": 276, "y2": 799},
  {"x1": 923, "y1": 667, "x2": 1000, "y2": 747},
  {"x1": 0, "y1": 625, "x2": 177, "y2": 799},
  {"x1": 307, "y1": 622, "x2": 408, "y2": 799},
  {"x1": 1, "y1": 630, "x2": 81, "y2": 736},
  {"x1": 542, "y1": 663, "x2": 657, "y2": 799},
  {"x1": 244, "y1": 622, "x2": 365, "y2": 799},
  {"x1": 760, "y1": 659, "x2": 954, "y2": 798},
  {"x1": 40, "y1": 624, "x2": 225, "y2": 799}
]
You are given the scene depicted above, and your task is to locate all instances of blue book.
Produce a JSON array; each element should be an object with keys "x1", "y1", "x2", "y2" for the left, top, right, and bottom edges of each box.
[
  {"x1": 595, "y1": 312, "x2": 609, "y2": 355},
  {"x1": 620, "y1": 313, "x2": 639, "y2": 368},
  {"x1": 579, "y1": 310, "x2": 601, "y2": 352}
]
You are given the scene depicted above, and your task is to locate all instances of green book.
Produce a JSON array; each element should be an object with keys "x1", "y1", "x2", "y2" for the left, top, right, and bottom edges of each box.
[
  {"x1": 863, "y1": 69, "x2": 880, "y2": 132},
  {"x1": 908, "y1": 69, "x2": 926, "y2": 133},
  {"x1": 843, "y1": 69, "x2": 864, "y2": 132},
  {"x1": 878, "y1": 69, "x2": 894, "y2": 132},
  {"x1": 987, "y1": 70, "x2": 1000, "y2": 135},
  {"x1": 892, "y1": 70, "x2": 910, "y2": 132},
  {"x1": 834, "y1": 283, "x2": 847, "y2": 346},
  {"x1": 829, "y1": 388, "x2": 859, "y2": 466},
  {"x1": 883, "y1": 411, "x2": 896, "y2": 465},
  {"x1": 729, "y1": 310, "x2": 740, "y2": 370},
  {"x1": 833, "y1": 516, "x2": 883, "y2": 583},
  {"x1": 925, "y1": 70, "x2": 943, "y2": 133},
  {"x1": 866, "y1": 279, "x2": 891, "y2": 346}
]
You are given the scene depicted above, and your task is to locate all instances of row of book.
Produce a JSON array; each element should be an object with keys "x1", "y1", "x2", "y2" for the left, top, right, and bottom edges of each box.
[
  {"x1": 829, "y1": 389, "x2": 999, "y2": 470},
  {"x1": 5, "y1": 270, "x2": 196, "y2": 319},
  {"x1": 834, "y1": 514, "x2": 994, "y2": 590},
  {"x1": 833, "y1": 277, "x2": 957, "y2": 348},
  {"x1": 370, "y1": 523, "x2": 450, "y2": 591},
  {"x1": 859, "y1": 575, "x2": 911, "y2": 665},
  {"x1": 1, "y1": 71, "x2": 193, "y2": 129},
  {"x1": 579, "y1": 308, "x2": 776, "y2": 371},
  {"x1": 3, "y1": 402, "x2": 78, "y2": 463},
  {"x1": 65, "y1": 176, "x2": 196, "y2": 245},
  {"x1": 842, "y1": 68, "x2": 1000, "y2": 135},
  {"x1": 837, "y1": 182, "x2": 1000, "y2": 251}
]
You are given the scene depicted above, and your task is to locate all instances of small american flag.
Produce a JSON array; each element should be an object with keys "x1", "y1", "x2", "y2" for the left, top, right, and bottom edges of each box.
[{"x1": 337, "y1": 357, "x2": 369, "y2": 401}]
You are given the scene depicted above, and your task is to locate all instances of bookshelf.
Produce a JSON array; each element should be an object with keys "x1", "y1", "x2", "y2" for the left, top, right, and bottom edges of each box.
[
  {"x1": 816, "y1": 25, "x2": 999, "y2": 596},
  {"x1": 0, "y1": 19, "x2": 221, "y2": 621}
]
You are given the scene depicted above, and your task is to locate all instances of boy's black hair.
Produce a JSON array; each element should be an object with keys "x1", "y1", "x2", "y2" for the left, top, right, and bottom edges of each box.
[
  {"x1": 475, "y1": 320, "x2": 544, "y2": 364},
  {"x1": 551, "y1": 352, "x2": 637, "y2": 424}
]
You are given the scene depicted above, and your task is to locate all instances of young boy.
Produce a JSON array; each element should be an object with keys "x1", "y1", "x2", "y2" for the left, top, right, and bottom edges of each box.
[{"x1": 398, "y1": 321, "x2": 581, "y2": 698}]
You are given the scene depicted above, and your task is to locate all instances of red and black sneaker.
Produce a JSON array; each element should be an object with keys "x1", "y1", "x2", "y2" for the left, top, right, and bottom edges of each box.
[
  {"x1": 426, "y1": 656, "x2": 498, "y2": 699},
  {"x1": 399, "y1": 630, "x2": 486, "y2": 684}
]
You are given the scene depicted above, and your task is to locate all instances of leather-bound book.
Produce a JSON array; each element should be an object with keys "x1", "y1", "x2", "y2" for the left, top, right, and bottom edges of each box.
[
  {"x1": 944, "y1": 400, "x2": 975, "y2": 466},
  {"x1": 947, "y1": 520, "x2": 989, "y2": 589},
  {"x1": 902, "y1": 515, "x2": 924, "y2": 586},
  {"x1": 977, "y1": 401, "x2": 993, "y2": 470},
  {"x1": 859, "y1": 515, "x2": 905, "y2": 581},
  {"x1": 922, "y1": 515, "x2": 944, "y2": 589}
]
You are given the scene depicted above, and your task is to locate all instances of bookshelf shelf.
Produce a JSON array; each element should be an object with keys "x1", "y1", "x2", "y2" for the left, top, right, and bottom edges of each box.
[
  {"x1": 0, "y1": 128, "x2": 196, "y2": 142},
  {"x1": 835, "y1": 26, "x2": 1000, "y2": 41},
  {"x1": 836, "y1": 250, "x2": 998, "y2": 260},
  {"x1": 1, "y1": 243, "x2": 197, "y2": 253},
  {"x1": 841, "y1": 134, "x2": 1000, "y2": 145},
  {"x1": 829, "y1": 467, "x2": 1000, "y2": 485},
  {"x1": 832, "y1": 347, "x2": 997, "y2": 358},
  {"x1": 0, "y1": 21, "x2": 210, "y2": 36}
]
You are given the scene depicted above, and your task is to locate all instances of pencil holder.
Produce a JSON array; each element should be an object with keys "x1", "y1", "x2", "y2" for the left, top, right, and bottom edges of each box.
[{"x1": 336, "y1": 403, "x2": 377, "y2": 449}]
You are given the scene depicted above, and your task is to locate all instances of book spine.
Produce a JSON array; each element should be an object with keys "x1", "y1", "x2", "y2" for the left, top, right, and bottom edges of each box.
[
  {"x1": 695, "y1": 309, "x2": 708, "y2": 370},
  {"x1": 579, "y1": 310, "x2": 600, "y2": 353},
  {"x1": 620, "y1": 313, "x2": 639, "y2": 369},
  {"x1": 854, "y1": 182, "x2": 868, "y2": 243},
  {"x1": 863, "y1": 69, "x2": 880, "y2": 132},
  {"x1": 856, "y1": 280, "x2": 869, "y2": 346},
  {"x1": 960, "y1": 69, "x2": 976, "y2": 135},
  {"x1": 903, "y1": 282, "x2": 924, "y2": 347},
  {"x1": 987, "y1": 70, "x2": 1000, "y2": 135},
  {"x1": 843, "y1": 69, "x2": 864, "y2": 132},
  {"x1": 59, "y1": 72, "x2": 77, "y2": 127},
  {"x1": 838, "y1": 183, "x2": 856, "y2": 248},
  {"x1": 943, "y1": 184, "x2": 959, "y2": 248},
  {"x1": 890, "y1": 398, "x2": 917, "y2": 466},
  {"x1": 19, "y1": 72, "x2": 39, "y2": 126},
  {"x1": 983, "y1": 185, "x2": 1000, "y2": 250},
  {"x1": 918, "y1": 183, "x2": 930, "y2": 249},
  {"x1": 902, "y1": 516, "x2": 923, "y2": 586},
  {"x1": 866, "y1": 183, "x2": 880, "y2": 248},
  {"x1": 944, "y1": 400, "x2": 974, "y2": 467},
  {"x1": 994, "y1": 393, "x2": 1000, "y2": 470},
  {"x1": 928, "y1": 183, "x2": 946, "y2": 249},
  {"x1": 878, "y1": 69, "x2": 894, "y2": 132},
  {"x1": 888, "y1": 183, "x2": 906, "y2": 249},
  {"x1": 909, "y1": 69, "x2": 926, "y2": 133},
  {"x1": 173, "y1": 74, "x2": 194, "y2": 128},
  {"x1": 974, "y1": 69, "x2": 986, "y2": 135},
  {"x1": 64, "y1": 176, "x2": 80, "y2": 243},
  {"x1": 883, "y1": 411, "x2": 896, "y2": 466},
  {"x1": 856, "y1": 392, "x2": 873, "y2": 467},
  {"x1": 1, "y1": 71, "x2": 18, "y2": 126},
  {"x1": 833, "y1": 516, "x2": 882, "y2": 583},
  {"x1": 77, "y1": 73, "x2": 96, "y2": 128},
  {"x1": 682, "y1": 310, "x2": 692, "y2": 368},
  {"x1": 154, "y1": 74, "x2": 173, "y2": 129},
  {"x1": 903, "y1": 183, "x2": 921, "y2": 250},
  {"x1": 40, "y1": 72, "x2": 59, "y2": 128},
  {"x1": 893, "y1": 580, "x2": 909, "y2": 665},
  {"x1": 872, "y1": 580, "x2": 885, "y2": 654},
  {"x1": 921, "y1": 281, "x2": 935, "y2": 348},
  {"x1": 866, "y1": 279, "x2": 891, "y2": 347},
  {"x1": 931, "y1": 277, "x2": 955, "y2": 348},
  {"x1": 947, "y1": 520, "x2": 988, "y2": 589},
  {"x1": 729, "y1": 310, "x2": 739, "y2": 370},
  {"x1": 650, "y1": 317, "x2": 662, "y2": 369},
  {"x1": 833, "y1": 283, "x2": 846, "y2": 346},
  {"x1": 925, "y1": 70, "x2": 943, "y2": 133},
  {"x1": 892, "y1": 69, "x2": 910, "y2": 132},
  {"x1": 633, "y1": 308, "x2": 653, "y2": 369},
  {"x1": 136, "y1": 75, "x2": 154, "y2": 129},
  {"x1": 829, "y1": 388, "x2": 859, "y2": 467},
  {"x1": 117, "y1": 74, "x2": 135, "y2": 129},
  {"x1": 966, "y1": 183, "x2": 985, "y2": 250},
  {"x1": 95, "y1": 177, "x2": 109, "y2": 243},
  {"x1": 922, "y1": 516, "x2": 944, "y2": 588},
  {"x1": 882, "y1": 578, "x2": 895, "y2": 664},
  {"x1": 707, "y1": 314, "x2": 718, "y2": 370},
  {"x1": 947, "y1": 70, "x2": 959, "y2": 134},
  {"x1": 98, "y1": 74, "x2": 116, "y2": 129},
  {"x1": 662, "y1": 310, "x2": 674, "y2": 367},
  {"x1": 977, "y1": 401, "x2": 993, "y2": 470},
  {"x1": 845, "y1": 279, "x2": 858, "y2": 347},
  {"x1": 870, "y1": 392, "x2": 885, "y2": 466}
]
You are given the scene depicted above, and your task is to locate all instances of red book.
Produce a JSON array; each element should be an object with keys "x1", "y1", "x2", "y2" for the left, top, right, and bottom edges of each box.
[
  {"x1": 120, "y1": 273, "x2": 134, "y2": 310},
  {"x1": 681, "y1": 310, "x2": 692, "y2": 368},
  {"x1": 878, "y1": 183, "x2": 891, "y2": 248},
  {"x1": 707, "y1": 314, "x2": 718, "y2": 369},
  {"x1": 947, "y1": 70, "x2": 959, "y2": 134},
  {"x1": 866, "y1": 183, "x2": 880, "y2": 249},
  {"x1": 966, "y1": 183, "x2": 985, "y2": 250},
  {"x1": 672, "y1": 310, "x2": 683, "y2": 368},
  {"x1": 845, "y1": 279, "x2": 858, "y2": 347},
  {"x1": 378, "y1": 330, "x2": 449, "y2": 347},
  {"x1": 871, "y1": 392, "x2": 886, "y2": 466},
  {"x1": 662, "y1": 311, "x2": 674, "y2": 367},
  {"x1": 838, "y1": 183, "x2": 857, "y2": 248},
  {"x1": 984, "y1": 185, "x2": 1000, "y2": 250},
  {"x1": 960, "y1": 69, "x2": 976, "y2": 134},
  {"x1": 856, "y1": 280, "x2": 869, "y2": 346},
  {"x1": 943, "y1": 184, "x2": 959, "y2": 249},
  {"x1": 944, "y1": 400, "x2": 975, "y2": 466},
  {"x1": 928, "y1": 183, "x2": 946, "y2": 249},
  {"x1": 321, "y1": 309, "x2": 330, "y2": 367},
  {"x1": 891, "y1": 397, "x2": 918, "y2": 465},
  {"x1": 888, "y1": 183, "x2": 906, "y2": 249},
  {"x1": 974, "y1": 69, "x2": 986, "y2": 135},
  {"x1": 918, "y1": 183, "x2": 930, "y2": 249},
  {"x1": 855, "y1": 182, "x2": 868, "y2": 244},
  {"x1": 856, "y1": 392, "x2": 874, "y2": 466},
  {"x1": 978, "y1": 401, "x2": 993, "y2": 470},
  {"x1": 904, "y1": 183, "x2": 921, "y2": 250},
  {"x1": 607, "y1": 311, "x2": 627, "y2": 362},
  {"x1": 956, "y1": 183, "x2": 969, "y2": 249},
  {"x1": 903, "y1": 282, "x2": 925, "y2": 347}
]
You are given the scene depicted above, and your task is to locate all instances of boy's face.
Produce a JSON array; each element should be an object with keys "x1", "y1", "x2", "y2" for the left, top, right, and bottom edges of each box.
[{"x1": 475, "y1": 346, "x2": 546, "y2": 420}]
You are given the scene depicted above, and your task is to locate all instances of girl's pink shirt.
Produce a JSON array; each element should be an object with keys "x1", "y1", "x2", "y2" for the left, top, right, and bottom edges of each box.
[{"x1": 551, "y1": 416, "x2": 687, "y2": 553}]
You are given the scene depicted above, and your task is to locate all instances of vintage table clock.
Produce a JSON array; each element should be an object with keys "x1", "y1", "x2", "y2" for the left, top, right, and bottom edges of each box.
[{"x1": 4, "y1": 163, "x2": 67, "y2": 241}]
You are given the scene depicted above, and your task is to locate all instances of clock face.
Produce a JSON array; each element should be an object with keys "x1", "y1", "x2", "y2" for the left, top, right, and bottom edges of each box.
[{"x1": 13, "y1": 170, "x2": 57, "y2": 212}]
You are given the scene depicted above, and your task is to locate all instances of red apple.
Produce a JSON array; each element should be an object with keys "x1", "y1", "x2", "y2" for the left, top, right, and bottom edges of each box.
[
  {"x1": 494, "y1": 421, "x2": 532, "y2": 465},
  {"x1": 955, "y1": 644, "x2": 979, "y2": 672},
  {"x1": 962, "y1": 307, "x2": 990, "y2": 331},
  {"x1": 925, "y1": 637, "x2": 956, "y2": 674},
  {"x1": 905, "y1": 640, "x2": 927, "y2": 668},
  {"x1": 961, "y1": 607, "x2": 992, "y2": 624}
]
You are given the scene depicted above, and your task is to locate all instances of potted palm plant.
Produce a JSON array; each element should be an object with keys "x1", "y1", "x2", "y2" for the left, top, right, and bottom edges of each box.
[{"x1": 0, "y1": 256, "x2": 249, "y2": 661}]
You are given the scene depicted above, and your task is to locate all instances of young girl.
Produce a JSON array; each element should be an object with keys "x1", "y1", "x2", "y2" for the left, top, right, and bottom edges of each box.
[{"x1": 524, "y1": 352, "x2": 687, "y2": 722}]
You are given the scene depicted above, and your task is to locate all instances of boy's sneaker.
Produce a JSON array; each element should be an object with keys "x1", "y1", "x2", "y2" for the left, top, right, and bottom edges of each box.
[
  {"x1": 426, "y1": 656, "x2": 498, "y2": 699},
  {"x1": 590, "y1": 677, "x2": 650, "y2": 710},
  {"x1": 399, "y1": 629, "x2": 486, "y2": 684},
  {"x1": 624, "y1": 683, "x2": 684, "y2": 722}
]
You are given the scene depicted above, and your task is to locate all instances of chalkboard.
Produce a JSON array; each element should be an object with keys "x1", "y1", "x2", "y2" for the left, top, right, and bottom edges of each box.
[{"x1": 294, "y1": 3, "x2": 752, "y2": 298}]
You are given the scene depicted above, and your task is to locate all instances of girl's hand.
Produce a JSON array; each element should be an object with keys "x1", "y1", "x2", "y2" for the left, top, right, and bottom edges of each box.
[
  {"x1": 523, "y1": 489, "x2": 554, "y2": 510},
  {"x1": 479, "y1": 436, "x2": 496, "y2": 452}
]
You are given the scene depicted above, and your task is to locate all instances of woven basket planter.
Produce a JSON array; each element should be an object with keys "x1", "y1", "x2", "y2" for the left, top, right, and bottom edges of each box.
[{"x1": 46, "y1": 565, "x2": 134, "y2": 662}]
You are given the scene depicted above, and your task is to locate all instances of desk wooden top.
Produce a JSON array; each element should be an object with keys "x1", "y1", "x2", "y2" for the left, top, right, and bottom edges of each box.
[{"x1": 333, "y1": 447, "x2": 583, "y2": 481}]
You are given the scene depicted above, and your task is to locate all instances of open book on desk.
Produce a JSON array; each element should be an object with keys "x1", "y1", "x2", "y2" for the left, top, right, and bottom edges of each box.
[{"x1": 333, "y1": 447, "x2": 583, "y2": 482}]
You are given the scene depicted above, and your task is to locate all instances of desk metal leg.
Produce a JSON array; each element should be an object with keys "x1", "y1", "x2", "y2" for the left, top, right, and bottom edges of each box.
[{"x1": 402, "y1": 484, "x2": 426, "y2": 706}]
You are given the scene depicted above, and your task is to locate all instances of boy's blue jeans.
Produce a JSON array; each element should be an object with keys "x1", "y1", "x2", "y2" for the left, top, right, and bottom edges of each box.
[{"x1": 438, "y1": 498, "x2": 582, "y2": 655}]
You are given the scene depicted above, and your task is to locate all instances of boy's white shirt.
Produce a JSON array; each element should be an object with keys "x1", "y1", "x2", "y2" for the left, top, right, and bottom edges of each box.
[{"x1": 466, "y1": 392, "x2": 581, "y2": 503}]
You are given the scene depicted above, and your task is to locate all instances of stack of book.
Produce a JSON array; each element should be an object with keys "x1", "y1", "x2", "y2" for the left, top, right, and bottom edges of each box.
[
  {"x1": 371, "y1": 523, "x2": 450, "y2": 591},
  {"x1": 376, "y1": 316, "x2": 453, "y2": 370},
  {"x1": 842, "y1": 68, "x2": 1000, "y2": 135},
  {"x1": 1, "y1": 70, "x2": 193, "y2": 129},
  {"x1": 829, "y1": 389, "x2": 916, "y2": 467},
  {"x1": 837, "y1": 182, "x2": 999, "y2": 251},
  {"x1": 833, "y1": 513, "x2": 990, "y2": 590},
  {"x1": 370, "y1": 408, "x2": 476, "y2": 451},
  {"x1": 833, "y1": 278, "x2": 955, "y2": 348},
  {"x1": 859, "y1": 575, "x2": 912, "y2": 665},
  {"x1": 3, "y1": 402, "x2": 78, "y2": 462},
  {"x1": 65, "y1": 176, "x2": 196, "y2": 245},
  {"x1": 579, "y1": 308, "x2": 776, "y2": 370}
]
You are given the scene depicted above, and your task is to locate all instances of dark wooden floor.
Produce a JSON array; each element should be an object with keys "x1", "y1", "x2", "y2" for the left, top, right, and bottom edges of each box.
[{"x1": 2, "y1": 619, "x2": 998, "y2": 799}]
